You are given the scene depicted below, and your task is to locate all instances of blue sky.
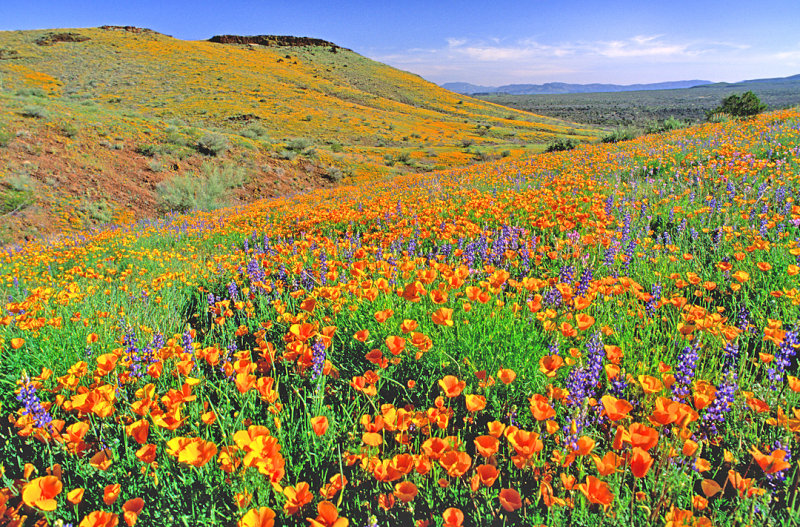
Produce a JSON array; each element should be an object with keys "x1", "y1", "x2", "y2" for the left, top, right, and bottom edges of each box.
[{"x1": 2, "y1": 0, "x2": 799, "y2": 85}]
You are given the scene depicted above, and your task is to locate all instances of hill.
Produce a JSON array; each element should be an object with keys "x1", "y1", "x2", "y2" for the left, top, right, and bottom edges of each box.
[
  {"x1": 0, "y1": 27, "x2": 597, "y2": 243},
  {"x1": 475, "y1": 73, "x2": 800, "y2": 128},
  {"x1": 442, "y1": 79, "x2": 712, "y2": 95}
]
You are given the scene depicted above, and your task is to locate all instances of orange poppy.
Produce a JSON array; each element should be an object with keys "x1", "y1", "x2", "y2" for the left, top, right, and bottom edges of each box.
[
  {"x1": 438, "y1": 375, "x2": 465, "y2": 398},
  {"x1": 630, "y1": 447, "x2": 653, "y2": 478},
  {"x1": 393, "y1": 481, "x2": 418, "y2": 503},
  {"x1": 11, "y1": 337, "x2": 25, "y2": 349},
  {"x1": 68, "y1": 488, "x2": 85, "y2": 505},
  {"x1": 442, "y1": 507, "x2": 464, "y2": 527},
  {"x1": 283, "y1": 482, "x2": 313, "y2": 515},
  {"x1": 592, "y1": 451, "x2": 622, "y2": 476},
  {"x1": 122, "y1": 498, "x2": 145, "y2": 527},
  {"x1": 474, "y1": 435, "x2": 499, "y2": 458},
  {"x1": 431, "y1": 308, "x2": 454, "y2": 327},
  {"x1": 385, "y1": 335, "x2": 406, "y2": 355},
  {"x1": 166, "y1": 437, "x2": 217, "y2": 467},
  {"x1": 238, "y1": 507, "x2": 275, "y2": 527},
  {"x1": 538, "y1": 355, "x2": 564, "y2": 377},
  {"x1": 529, "y1": 394, "x2": 556, "y2": 421},
  {"x1": 629, "y1": 423, "x2": 659, "y2": 450},
  {"x1": 103, "y1": 484, "x2": 121, "y2": 505},
  {"x1": 750, "y1": 447, "x2": 792, "y2": 474},
  {"x1": 465, "y1": 394, "x2": 486, "y2": 412},
  {"x1": 78, "y1": 511, "x2": 119, "y2": 527},
  {"x1": 638, "y1": 375, "x2": 663, "y2": 394},
  {"x1": 476, "y1": 464, "x2": 500, "y2": 487},
  {"x1": 498, "y1": 488, "x2": 523, "y2": 512},
  {"x1": 307, "y1": 501, "x2": 348, "y2": 527},
  {"x1": 311, "y1": 416, "x2": 329, "y2": 436},
  {"x1": 353, "y1": 329, "x2": 370, "y2": 342},
  {"x1": 600, "y1": 395, "x2": 633, "y2": 421},
  {"x1": 575, "y1": 313, "x2": 595, "y2": 331},
  {"x1": 135, "y1": 444, "x2": 157, "y2": 464},
  {"x1": 22, "y1": 475, "x2": 62, "y2": 511},
  {"x1": 578, "y1": 476, "x2": 614, "y2": 506},
  {"x1": 497, "y1": 368, "x2": 517, "y2": 384}
]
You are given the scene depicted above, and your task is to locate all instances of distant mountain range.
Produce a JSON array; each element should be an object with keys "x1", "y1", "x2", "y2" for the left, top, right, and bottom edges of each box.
[
  {"x1": 443, "y1": 74, "x2": 800, "y2": 95},
  {"x1": 442, "y1": 80, "x2": 714, "y2": 95}
]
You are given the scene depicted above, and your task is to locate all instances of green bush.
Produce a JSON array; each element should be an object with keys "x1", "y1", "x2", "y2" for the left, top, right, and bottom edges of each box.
[
  {"x1": 708, "y1": 91, "x2": 766, "y2": 119},
  {"x1": 156, "y1": 163, "x2": 246, "y2": 212},
  {"x1": 60, "y1": 122, "x2": 79, "y2": 138},
  {"x1": 196, "y1": 133, "x2": 229, "y2": 156},
  {"x1": 1, "y1": 174, "x2": 36, "y2": 213},
  {"x1": 601, "y1": 126, "x2": 638, "y2": 143},
  {"x1": 644, "y1": 116, "x2": 689, "y2": 135},
  {"x1": 545, "y1": 137, "x2": 578, "y2": 152},
  {"x1": 0, "y1": 129, "x2": 12, "y2": 148},
  {"x1": 20, "y1": 106, "x2": 49, "y2": 119}
]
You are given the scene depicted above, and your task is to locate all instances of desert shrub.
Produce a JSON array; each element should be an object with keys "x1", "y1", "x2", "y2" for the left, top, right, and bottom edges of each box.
[
  {"x1": 323, "y1": 167, "x2": 344, "y2": 183},
  {"x1": 60, "y1": 122, "x2": 79, "y2": 138},
  {"x1": 644, "y1": 116, "x2": 689, "y2": 135},
  {"x1": 15, "y1": 87, "x2": 45, "y2": 98},
  {"x1": 239, "y1": 125, "x2": 268, "y2": 140},
  {"x1": 0, "y1": 129, "x2": 12, "y2": 148},
  {"x1": 196, "y1": 133, "x2": 229, "y2": 156},
  {"x1": 156, "y1": 163, "x2": 246, "y2": 212},
  {"x1": 601, "y1": 126, "x2": 638, "y2": 143},
  {"x1": 20, "y1": 106, "x2": 49, "y2": 119},
  {"x1": 80, "y1": 198, "x2": 114, "y2": 223},
  {"x1": 136, "y1": 144, "x2": 160, "y2": 157},
  {"x1": 1, "y1": 174, "x2": 36, "y2": 213},
  {"x1": 708, "y1": 91, "x2": 766, "y2": 119},
  {"x1": 500, "y1": 150, "x2": 511, "y2": 158},
  {"x1": 545, "y1": 137, "x2": 578, "y2": 152}
]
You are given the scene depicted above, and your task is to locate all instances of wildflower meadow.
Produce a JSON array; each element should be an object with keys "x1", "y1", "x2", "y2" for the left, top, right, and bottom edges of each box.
[{"x1": 2, "y1": 108, "x2": 800, "y2": 526}]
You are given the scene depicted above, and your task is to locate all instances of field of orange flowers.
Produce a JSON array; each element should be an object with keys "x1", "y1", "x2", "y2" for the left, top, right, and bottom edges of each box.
[{"x1": 2, "y1": 108, "x2": 800, "y2": 526}]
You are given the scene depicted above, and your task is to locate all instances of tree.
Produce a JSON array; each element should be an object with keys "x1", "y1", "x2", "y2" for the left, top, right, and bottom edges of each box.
[{"x1": 708, "y1": 91, "x2": 766, "y2": 119}]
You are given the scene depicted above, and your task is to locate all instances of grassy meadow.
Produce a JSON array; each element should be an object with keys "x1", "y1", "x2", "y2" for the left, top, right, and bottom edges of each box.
[{"x1": 1, "y1": 100, "x2": 800, "y2": 526}]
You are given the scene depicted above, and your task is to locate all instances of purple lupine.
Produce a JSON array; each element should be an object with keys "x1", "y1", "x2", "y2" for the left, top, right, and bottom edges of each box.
[
  {"x1": 672, "y1": 340, "x2": 701, "y2": 400},
  {"x1": 646, "y1": 283, "x2": 662, "y2": 318},
  {"x1": 576, "y1": 267, "x2": 594, "y2": 298},
  {"x1": 17, "y1": 372, "x2": 53, "y2": 431},
  {"x1": 767, "y1": 328, "x2": 799, "y2": 390},
  {"x1": 310, "y1": 340, "x2": 326, "y2": 380}
]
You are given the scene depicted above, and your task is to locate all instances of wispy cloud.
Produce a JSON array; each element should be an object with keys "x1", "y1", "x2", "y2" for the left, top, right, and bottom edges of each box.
[{"x1": 368, "y1": 35, "x2": 797, "y2": 85}]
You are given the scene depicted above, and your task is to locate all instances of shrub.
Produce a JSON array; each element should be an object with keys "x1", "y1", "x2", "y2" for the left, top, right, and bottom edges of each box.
[
  {"x1": 156, "y1": 163, "x2": 246, "y2": 212},
  {"x1": 545, "y1": 137, "x2": 578, "y2": 152},
  {"x1": 1, "y1": 173, "x2": 36, "y2": 213},
  {"x1": 601, "y1": 127, "x2": 638, "y2": 143},
  {"x1": 644, "y1": 116, "x2": 689, "y2": 135},
  {"x1": 323, "y1": 167, "x2": 344, "y2": 183},
  {"x1": 60, "y1": 122, "x2": 79, "y2": 138},
  {"x1": 239, "y1": 125, "x2": 268, "y2": 140},
  {"x1": 20, "y1": 106, "x2": 49, "y2": 119},
  {"x1": 708, "y1": 91, "x2": 766, "y2": 119},
  {"x1": 0, "y1": 129, "x2": 12, "y2": 148},
  {"x1": 196, "y1": 133, "x2": 229, "y2": 156}
]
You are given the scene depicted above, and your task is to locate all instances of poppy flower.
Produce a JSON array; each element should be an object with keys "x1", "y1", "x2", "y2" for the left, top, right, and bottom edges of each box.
[
  {"x1": 353, "y1": 329, "x2": 369, "y2": 342},
  {"x1": 442, "y1": 508, "x2": 464, "y2": 527},
  {"x1": 600, "y1": 395, "x2": 633, "y2": 421},
  {"x1": 438, "y1": 375, "x2": 465, "y2": 397},
  {"x1": 78, "y1": 511, "x2": 119, "y2": 527},
  {"x1": 166, "y1": 437, "x2": 217, "y2": 467},
  {"x1": 474, "y1": 435, "x2": 499, "y2": 458},
  {"x1": 431, "y1": 308, "x2": 454, "y2": 327},
  {"x1": 750, "y1": 446, "x2": 791, "y2": 474},
  {"x1": 630, "y1": 447, "x2": 653, "y2": 478},
  {"x1": 497, "y1": 368, "x2": 516, "y2": 384},
  {"x1": 307, "y1": 501, "x2": 348, "y2": 527},
  {"x1": 283, "y1": 482, "x2": 313, "y2": 515},
  {"x1": 103, "y1": 483, "x2": 121, "y2": 505},
  {"x1": 393, "y1": 481, "x2": 418, "y2": 503},
  {"x1": 122, "y1": 498, "x2": 145, "y2": 527},
  {"x1": 629, "y1": 423, "x2": 659, "y2": 450},
  {"x1": 135, "y1": 444, "x2": 157, "y2": 464},
  {"x1": 575, "y1": 313, "x2": 595, "y2": 331},
  {"x1": 385, "y1": 335, "x2": 406, "y2": 355},
  {"x1": 700, "y1": 479, "x2": 722, "y2": 498},
  {"x1": 22, "y1": 475, "x2": 62, "y2": 511},
  {"x1": 498, "y1": 488, "x2": 523, "y2": 512},
  {"x1": 68, "y1": 487, "x2": 85, "y2": 505},
  {"x1": 529, "y1": 394, "x2": 555, "y2": 421},
  {"x1": 538, "y1": 355, "x2": 563, "y2": 378},
  {"x1": 238, "y1": 507, "x2": 275, "y2": 527},
  {"x1": 11, "y1": 337, "x2": 25, "y2": 349},
  {"x1": 311, "y1": 416, "x2": 329, "y2": 436},
  {"x1": 465, "y1": 394, "x2": 486, "y2": 412},
  {"x1": 577, "y1": 476, "x2": 614, "y2": 506},
  {"x1": 638, "y1": 375, "x2": 663, "y2": 394},
  {"x1": 475, "y1": 464, "x2": 500, "y2": 486},
  {"x1": 487, "y1": 420, "x2": 506, "y2": 438},
  {"x1": 592, "y1": 451, "x2": 622, "y2": 476}
]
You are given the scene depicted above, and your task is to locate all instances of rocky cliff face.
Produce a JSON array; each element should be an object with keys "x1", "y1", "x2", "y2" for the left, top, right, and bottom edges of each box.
[{"x1": 208, "y1": 34, "x2": 346, "y2": 50}]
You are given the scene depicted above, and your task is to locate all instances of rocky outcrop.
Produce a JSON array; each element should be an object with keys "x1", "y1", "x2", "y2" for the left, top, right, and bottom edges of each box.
[
  {"x1": 34, "y1": 32, "x2": 90, "y2": 46},
  {"x1": 208, "y1": 35, "x2": 346, "y2": 51}
]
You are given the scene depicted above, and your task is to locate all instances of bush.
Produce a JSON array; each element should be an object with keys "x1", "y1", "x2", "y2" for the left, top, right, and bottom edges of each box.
[
  {"x1": 196, "y1": 133, "x2": 229, "y2": 156},
  {"x1": 0, "y1": 129, "x2": 12, "y2": 148},
  {"x1": 1, "y1": 174, "x2": 36, "y2": 213},
  {"x1": 601, "y1": 127, "x2": 638, "y2": 143},
  {"x1": 60, "y1": 122, "x2": 79, "y2": 138},
  {"x1": 545, "y1": 138, "x2": 578, "y2": 152},
  {"x1": 156, "y1": 163, "x2": 246, "y2": 212},
  {"x1": 20, "y1": 106, "x2": 49, "y2": 119},
  {"x1": 708, "y1": 91, "x2": 766, "y2": 119},
  {"x1": 644, "y1": 116, "x2": 689, "y2": 135}
]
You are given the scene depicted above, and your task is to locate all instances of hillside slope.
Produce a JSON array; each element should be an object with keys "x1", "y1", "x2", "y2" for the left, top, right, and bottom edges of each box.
[{"x1": 0, "y1": 27, "x2": 596, "y2": 243}]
